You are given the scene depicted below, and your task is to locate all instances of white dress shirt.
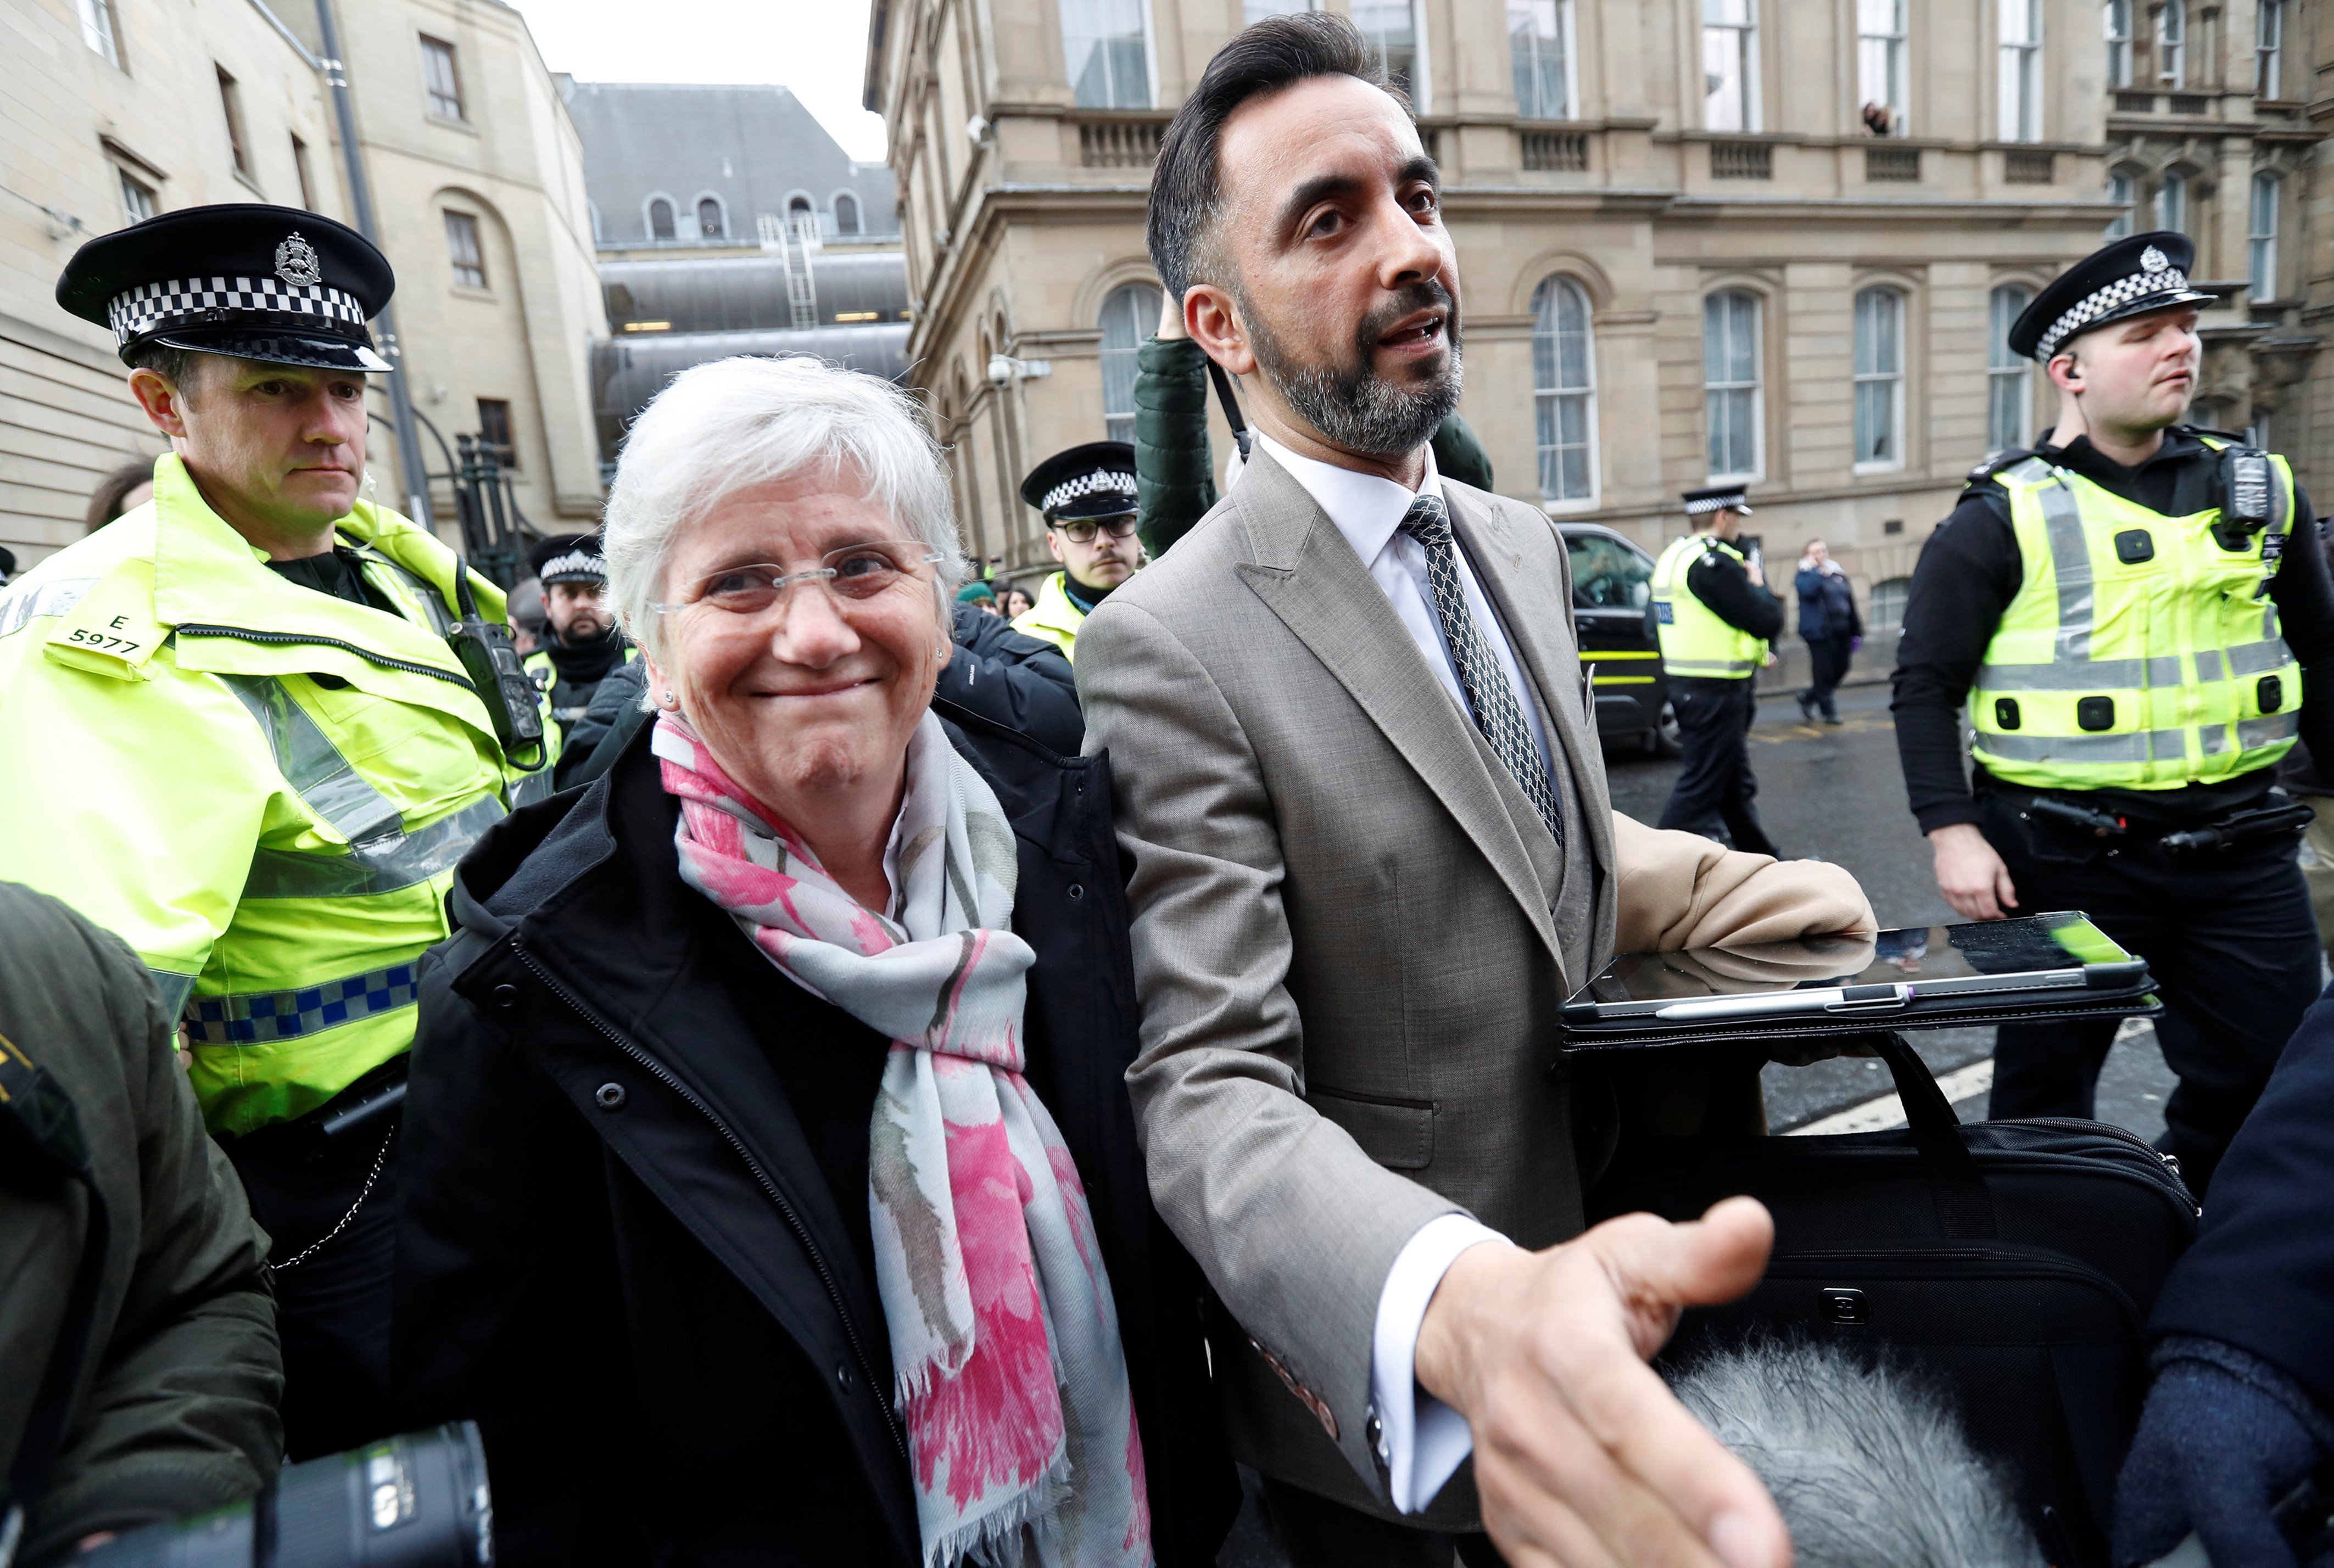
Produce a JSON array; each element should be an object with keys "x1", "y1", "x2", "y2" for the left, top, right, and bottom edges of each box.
[{"x1": 1250, "y1": 430, "x2": 1534, "y2": 1512}]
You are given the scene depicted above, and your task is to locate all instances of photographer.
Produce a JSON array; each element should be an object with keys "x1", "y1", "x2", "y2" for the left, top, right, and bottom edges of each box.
[{"x1": 0, "y1": 881, "x2": 278, "y2": 1566}]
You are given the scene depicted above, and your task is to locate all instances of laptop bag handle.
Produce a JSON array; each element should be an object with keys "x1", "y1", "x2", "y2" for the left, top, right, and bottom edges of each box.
[{"x1": 1858, "y1": 1031, "x2": 2000, "y2": 1240}]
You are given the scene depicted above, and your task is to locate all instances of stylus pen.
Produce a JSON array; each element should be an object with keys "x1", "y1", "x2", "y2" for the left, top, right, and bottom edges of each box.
[{"x1": 1654, "y1": 983, "x2": 1911, "y2": 1021}]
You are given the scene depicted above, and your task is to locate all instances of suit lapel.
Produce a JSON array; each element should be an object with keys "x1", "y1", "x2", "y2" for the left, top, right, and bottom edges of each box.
[
  {"x1": 1229, "y1": 454, "x2": 1564, "y2": 970},
  {"x1": 1444, "y1": 487, "x2": 1619, "y2": 935}
]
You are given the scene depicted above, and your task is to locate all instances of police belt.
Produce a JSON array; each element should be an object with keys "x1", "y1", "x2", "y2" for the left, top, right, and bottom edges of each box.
[
  {"x1": 215, "y1": 1052, "x2": 408, "y2": 1163},
  {"x1": 1998, "y1": 783, "x2": 2315, "y2": 855}
]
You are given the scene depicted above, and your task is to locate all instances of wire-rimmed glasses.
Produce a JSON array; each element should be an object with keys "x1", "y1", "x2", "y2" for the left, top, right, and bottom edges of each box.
[{"x1": 650, "y1": 540, "x2": 950, "y2": 618}]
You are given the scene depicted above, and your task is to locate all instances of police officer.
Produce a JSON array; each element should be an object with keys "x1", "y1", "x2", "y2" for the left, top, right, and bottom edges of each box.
[
  {"x1": 520, "y1": 531, "x2": 634, "y2": 755},
  {"x1": 1893, "y1": 230, "x2": 2334, "y2": 1196},
  {"x1": 1652, "y1": 483, "x2": 1786, "y2": 856},
  {"x1": 1013, "y1": 440, "x2": 1142, "y2": 661},
  {"x1": 0, "y1": 204, "x2": 550, "y2": 1457}
]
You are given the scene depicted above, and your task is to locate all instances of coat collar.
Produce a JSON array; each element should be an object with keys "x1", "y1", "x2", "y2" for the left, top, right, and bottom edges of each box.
[{"x1": 1226, "y1": 449, "x2": 1573, "y2": 977}]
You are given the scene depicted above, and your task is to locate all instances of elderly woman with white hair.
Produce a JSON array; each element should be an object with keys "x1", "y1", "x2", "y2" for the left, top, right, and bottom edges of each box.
[{"x1": 393, "y1": 356, "x2": 1236, "y2": 1567}]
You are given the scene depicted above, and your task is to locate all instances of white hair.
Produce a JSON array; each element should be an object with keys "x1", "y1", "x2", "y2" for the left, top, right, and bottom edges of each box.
[
  {"x1": 601, "y1": 355, "x2": 964, "y2": 665},
  {"x1": 1669, "y1": 1340, "x2": 2043, "y2": 1568}
]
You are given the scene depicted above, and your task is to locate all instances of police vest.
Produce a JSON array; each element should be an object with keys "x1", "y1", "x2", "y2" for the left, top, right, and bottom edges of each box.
[
  {"x1": 1651, "y1": 534, "x2": 1767, "y2": 679},
  {"x1": 1010, "y1": 571, "x2": 1088, "y2": 662},
  {"x1": 1968, "y1": 444, "x2": 2302, "y2": 791},
  {"x1": 0, "y1": 455, "x2": 552, "y2": 1135}
]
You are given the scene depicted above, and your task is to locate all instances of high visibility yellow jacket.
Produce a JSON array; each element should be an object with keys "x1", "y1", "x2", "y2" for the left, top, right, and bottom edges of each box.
[
  {"x1": 1968, "y1": 445, "x2": 2301, "y2": 791},
  {"x1": 1651, "y1": 534, "x2": 1767, "y2": 679},
  {"x1": 1010, "y1": 570, "x2": 1089, "y2": 662},
  {"x1": 0, "y1": 455, "x2": 551, "y2": 1135}
]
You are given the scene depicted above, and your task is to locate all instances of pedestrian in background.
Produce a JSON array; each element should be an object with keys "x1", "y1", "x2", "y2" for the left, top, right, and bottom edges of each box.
[
  {"x1": 83, "y1": 459, "x2": 154, "y2": 533},
  {"x1": 998, "y1": 582, "x2": 1034, "y2": 619},
  {"x1": 1653, "y1": 484, "x2": 1786, "y2": 856},
  {"x1": 956, "y1": 578, "x2": 1001, "y2": 615},
  {"x1": 1794, "y1": 538, "x2": 1861, "y2": 725}
]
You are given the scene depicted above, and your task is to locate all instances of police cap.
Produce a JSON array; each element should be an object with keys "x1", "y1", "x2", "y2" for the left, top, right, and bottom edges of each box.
[
  {"x1": 1682, "y1": 483, "x2": 1752, "y2": 518},
  {"x1": 2009, "y1": 231, "x2": 2216, "y2": 363},
  {"x1": 528, "y1": 533, "x2": 607, "y2": 586},
  {"x1": 56, "y1": 203, "x2": 395, "y2": 373},
  {"x1": 1020, "y1": 441, "x2": 1137, "y2": 523}
]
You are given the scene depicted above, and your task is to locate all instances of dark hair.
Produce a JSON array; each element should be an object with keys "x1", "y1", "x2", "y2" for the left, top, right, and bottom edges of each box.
[
  {"x1": 85, "y1": 459, "x2": 158, "y2": 531},
  {"x1": 1147, "y1": 13, "x2": 1393, "y2": 301},
  {"x1": 121, "y1": 339, "x2": 201, "y2": 388}
]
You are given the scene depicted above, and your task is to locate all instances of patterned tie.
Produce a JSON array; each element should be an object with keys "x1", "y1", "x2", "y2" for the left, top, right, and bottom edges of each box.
[{"x1": 1397, "y1": 494, "x2": 1565, "y2": 845}]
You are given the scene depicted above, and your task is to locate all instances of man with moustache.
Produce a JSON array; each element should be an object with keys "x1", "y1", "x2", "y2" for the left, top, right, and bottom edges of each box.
[
  {"x1": 0, "y1": 204, "x2": 547, "y2": 1458},
  {"x1": 1075, "y1": 16, "x2": 1871, "y2": 1568},
  {"x1": 1894, "y1": 229, "x2": 2334, "y2": 1196},
  {"x1": 1013, "y1": 440, "x2": 1144, "y2": 660},
  {"x1": 521, "y1": 531, "x2": 634, "y2": 760}
]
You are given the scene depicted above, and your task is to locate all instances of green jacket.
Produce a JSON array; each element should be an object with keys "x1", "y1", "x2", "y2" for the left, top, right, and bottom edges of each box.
[
  {"x1": 0, "y1": 455, "x2": 544, "y2": 1135},
  {"x1": 0, "y1": 881, "x2": 280, "y2": 1566},
  {"x1": 1131, "y1": 335, "x2": 1493, "y2": 559}
]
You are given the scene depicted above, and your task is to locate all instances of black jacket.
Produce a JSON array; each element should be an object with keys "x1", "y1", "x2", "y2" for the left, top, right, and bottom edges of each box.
[
  {"x1": 940, "y1": 601, "x2": 1084, "y2": 756},
  {"x1": 1683, "y1": 546, "x2": 1784, "y2": 642},
  {"x1": 1892, "y1": 429, "x2": 2334, "y2": 832},
  {"x1": 393, "y1": 702, "x2": 1235, "y2": 1566}
]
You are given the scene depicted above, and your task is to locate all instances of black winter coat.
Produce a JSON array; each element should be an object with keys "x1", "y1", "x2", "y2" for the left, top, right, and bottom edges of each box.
[
  {"x1": 392, "y1": 701, "x2": 1235, "y2": 1566},
  {"x1": 940, "y1": 601, "x2": 1084, "y2": 757}
]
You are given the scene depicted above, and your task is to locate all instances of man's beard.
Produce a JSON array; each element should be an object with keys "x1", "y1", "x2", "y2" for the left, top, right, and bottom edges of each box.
[{"x1": 1238, "y1": 279, "x2": 1463, "y2": 458}]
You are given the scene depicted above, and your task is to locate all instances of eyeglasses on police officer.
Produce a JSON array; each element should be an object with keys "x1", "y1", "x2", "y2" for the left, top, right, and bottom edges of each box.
[
  {"x1": 1047, "y1": 513, "x2": 1138, "y2": 545},
  {"x1": 651, "y1": 540, "x2": 950, "y2": 618}
]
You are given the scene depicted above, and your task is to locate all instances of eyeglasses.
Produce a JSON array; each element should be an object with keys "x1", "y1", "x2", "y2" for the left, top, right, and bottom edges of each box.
[
  {"x1": 1048, "y1": 514, "x2": 1139, "y2": 545},
  {"x1": 650, "y1": 540, "x2": 948, "y2": 617}
]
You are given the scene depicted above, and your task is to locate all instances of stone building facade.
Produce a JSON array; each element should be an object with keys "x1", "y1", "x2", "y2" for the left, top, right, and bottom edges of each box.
[{"x1": 867, "y1": 0, "x2": 2322, "y2": 634}]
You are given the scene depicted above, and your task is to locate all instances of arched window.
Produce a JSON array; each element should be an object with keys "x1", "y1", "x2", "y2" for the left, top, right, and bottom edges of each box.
[
  {"x1": 1852, "y1": 286, "x2": 1905, "y2": 470},
  {"x1": 2156, "y1": 172, "x2": 2187, "y2": 234},
  {"x1": 647, "y1": 198, "x2": 675, "y2": 241},
  {"x1": 1988, "y1": 285, "x2": 2034, "y2": 455},
  {"x1": 2251, "y1": 172, "x2": 2281, "y2": 298},
  {"x1": 1869, "y1": 575, "x2": 1912, "y2": 629},
  {"x1": 834, "y1": 192, "x2": 860, "y2": 235},
  {"x1": 1702, "y1": 289, "x2": 1761, "y2": 480},
  {"x1": 1531, "y1": 276, "x2": 1596, "y2": 502},
  {"x1": 2106, "y1": 169, "x2": 2135, "y2": 238},
  {"x1": 2157, "y1": 0, "x2": 2187, "y2": 86},
  {"x1": 696, "y1": 197, "x2": 724, "y2": 238},
  {"x1": 1098, "y1": 282, "x2": 1162, "y2": 443}
]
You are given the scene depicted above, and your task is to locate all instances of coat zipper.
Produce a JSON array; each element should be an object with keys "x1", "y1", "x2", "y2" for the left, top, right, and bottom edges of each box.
[
  {"x1": 177, "y1": 621, "x2": 477, "y2": 692},
  {"x1": 507, "y1": 939, "x2": 910, "y2": 1462}
]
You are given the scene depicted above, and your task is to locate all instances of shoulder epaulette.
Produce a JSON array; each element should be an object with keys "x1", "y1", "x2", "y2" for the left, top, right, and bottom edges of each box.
[
  {"x1": 2180, "y1": 423, "x2": 2252, "y2": 444},
  {"x1": 1964, "y1": 447, "x2": 2038, "y2": 486}
]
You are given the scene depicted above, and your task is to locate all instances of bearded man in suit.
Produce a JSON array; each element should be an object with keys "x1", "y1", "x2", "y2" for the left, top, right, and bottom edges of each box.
[{"x1": 1075, "y1": 15, "x2": 1874, "y2": 1568}]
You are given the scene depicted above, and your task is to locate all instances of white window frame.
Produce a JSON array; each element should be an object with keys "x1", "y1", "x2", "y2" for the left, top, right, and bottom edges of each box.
[
  {"x1": 77, "y1": 0, "x2": 121, "y2": 66},
  {"x1": 2157, "y1": 172, "x2": 2187, "y2": 233},
  {"x1": 1997, "y1": 0, "x2": 2042, "y2": 142},
  {"x1": 1852, "y1": 286, "x2": 1906, "y2": 474},
  {"x1": 118, "y1": 166, "x2": 156, "y2": 224},
  {"x1": 1702, "y1": 0, "x2": 1760, "y2": 133},
  {"x1": 2157, "y1": 0, "x2": 2187, "y2": 86},
  {"x1": 2106, "y1": 169, "x2": 2135, "y2": 237},
  {"x1": 643, "y1": 192, "x2": 678, "y2": 242},
  {"x1": 1987, "y1": 284, "x2": 2034, "y2": 455},
  {"x1": 1531, "y1": 275, "x2": 1599, "y2": 506},
  {"x1": 1354, "y1": 0, "x2": 1430, "y2": 114},
  {"x1": 1098, "y1": 281, "x2": 1162, "y2": 445},
  {"x1": 1702, "y1": 289, "x2": 1764, "y2": 483},
  {"x1": 2104, "y1": 0, "x2": 2133, "y2": 89},
  {"x1": 1509, "y1": 0, "x2": 1576, "y2": 121},
  {"x1": 2258, "y1": 0, "x2": 2287, "y2": 98},
  {"x1": 1061, "y1": 0, "x2": 1155, "y2": 111},
  {"x1": 1857, "y1": 0, "x2": 1908, "y2": 136},
  {"x1": 691, "y1": 191, "x2": 728, "y2": 239},
  {"x1": 2251, "y1": 171, "x2": 2281, "y2": 299}
]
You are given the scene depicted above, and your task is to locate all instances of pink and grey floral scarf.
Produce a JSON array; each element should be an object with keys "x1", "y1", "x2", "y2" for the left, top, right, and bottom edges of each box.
[{"x1": 654, "y1": 711, "x2": 1151, "y2": 1568}]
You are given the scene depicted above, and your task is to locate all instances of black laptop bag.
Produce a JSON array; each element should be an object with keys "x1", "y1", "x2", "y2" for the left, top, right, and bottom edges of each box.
[{"x1": 1585, "y1": 1031, "x2": 2197, "y2": 1566}]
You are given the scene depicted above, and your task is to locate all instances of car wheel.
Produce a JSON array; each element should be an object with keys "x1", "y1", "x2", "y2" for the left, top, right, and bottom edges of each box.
[{"x1": 1644, "y1": 697, "x2": 1683, "y2": 758}]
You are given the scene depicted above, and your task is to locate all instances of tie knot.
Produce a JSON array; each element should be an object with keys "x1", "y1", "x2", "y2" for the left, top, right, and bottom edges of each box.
[{"x1": 1398, "y1": 492, "x2": 1451, "y2": 550}]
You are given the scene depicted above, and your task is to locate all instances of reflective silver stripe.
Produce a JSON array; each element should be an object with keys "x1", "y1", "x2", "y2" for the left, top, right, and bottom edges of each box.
[
  {"x1": 508, "y1": 767, "x2": 557, "y2": 808},
  {"x1": 2032, "y1": 472, "x2": 2096, "y2": 660},
  {"x1": 147, "y1": 967, "x2": 197, "y2": 1018},
  {"x1": 1663, "y1": 658, "x2": 1758, "y2": 675},
  {"x1": 1980, "y1": 728, "x2": 2190, "y2": 763},
  {"x1": 0, "y1": 578, "x2": 101, "y2": 639},
  {"x1": 243, "y1": 794, "x2": 504, "y2": 899},
  {"x1": 1976, "y1": 656, "x2": 2182, "y2": 692},
  {"x1": 2227, "y1": 639, "x2": 2294, "y2": 676},
  {"x1": 2238, "y1": 712, "x2": 2301, "y2": 748},
  {"x1": 217, "y1": 674, "x2": 405, "y2": 844},
  {"x1": 2194, "y1": 649, "x2": 2223, "y2": 683},
  {"x1": 2201, "y1": 724, "x2": 2229, "y2": 755}
]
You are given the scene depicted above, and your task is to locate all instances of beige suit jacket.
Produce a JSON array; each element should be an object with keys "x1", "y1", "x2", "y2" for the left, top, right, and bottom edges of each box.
[{"x1": 1075, "y1": 451, "x2": 1870, "y2": 1527}]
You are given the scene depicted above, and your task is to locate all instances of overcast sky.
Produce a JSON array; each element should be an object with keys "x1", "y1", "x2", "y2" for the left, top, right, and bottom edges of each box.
[{"x1": 520, "y1": 0, "x2": 889, "y2": 162}]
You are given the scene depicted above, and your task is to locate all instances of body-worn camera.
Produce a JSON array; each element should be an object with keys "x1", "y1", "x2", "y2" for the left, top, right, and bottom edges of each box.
[
  {"x1": 79, "y1": 1425, "x2": 492, "y2": 1567},
  {"x1": 445, "y1": 565, "x2": 545, "y2": 770}
]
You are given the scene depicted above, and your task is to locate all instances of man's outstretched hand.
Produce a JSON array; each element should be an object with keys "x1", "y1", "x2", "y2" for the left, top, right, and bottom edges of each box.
[{"x1": 1414, "y1": 1197, "x2": 1790, "y2": 1568}]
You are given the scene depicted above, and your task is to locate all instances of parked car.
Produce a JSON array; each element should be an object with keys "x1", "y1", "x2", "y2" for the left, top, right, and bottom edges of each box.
[{"x1": 1559, "y1": 522, "x2": 1679, "y2": 758}]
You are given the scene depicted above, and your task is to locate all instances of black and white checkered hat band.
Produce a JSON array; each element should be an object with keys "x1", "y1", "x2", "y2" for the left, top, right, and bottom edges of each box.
[
  {"x1": 105, "y1": 277, "x2": 368, "y2": 346},
  {"x1": 1041, "y1": 469, "x2": 1138, "y2": 514},
  {"x1": 2035, "y1": 268, "x2": 2194, "y2": 361},
  {"x1": 1685, "y1": 495, "x2": 1745, "y2": 516},
  {"x1": 537, "y1": 550, "x2": 604, "y2": 582}
]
